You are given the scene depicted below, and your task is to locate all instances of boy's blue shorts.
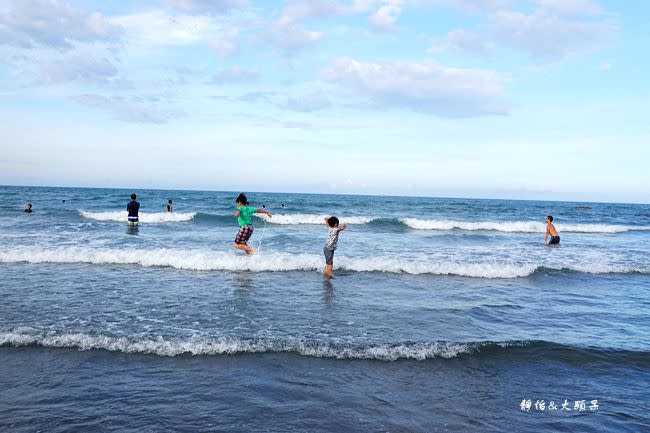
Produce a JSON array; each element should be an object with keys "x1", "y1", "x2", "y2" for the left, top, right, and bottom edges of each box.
[{"x1": 324, "y1": 247, "x2": 335, "y2": 265}]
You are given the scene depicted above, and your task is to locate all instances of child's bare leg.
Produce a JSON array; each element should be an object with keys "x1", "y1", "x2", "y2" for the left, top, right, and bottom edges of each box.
[
  {"x1": 324, "y1": 264, "x2": 333, "y2": 276},
  {"x1": 234, "y1": 243, "x2": 254, "y2": 255}
]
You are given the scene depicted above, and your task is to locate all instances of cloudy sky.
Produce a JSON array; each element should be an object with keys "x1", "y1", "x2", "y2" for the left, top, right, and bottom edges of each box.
[{"x1": 0, "y1": 0, "x2": 648, "y2": 202}]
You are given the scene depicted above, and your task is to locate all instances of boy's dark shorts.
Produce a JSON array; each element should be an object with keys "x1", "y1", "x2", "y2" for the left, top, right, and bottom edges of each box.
[
  {"x1": 235, "y1": 225, "x2": 254, "y2": 245},
  {"x1": 324, "y1": 247, "x2": 335, "y2": 265},
  {"x1": 549, "y1": 236, "x2": 560, "y2": 245}
]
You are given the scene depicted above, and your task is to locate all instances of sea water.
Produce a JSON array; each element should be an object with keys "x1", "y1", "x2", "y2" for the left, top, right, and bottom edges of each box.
[{"x1": 1, "y1": 186, "x2": 649, "y2": 432}]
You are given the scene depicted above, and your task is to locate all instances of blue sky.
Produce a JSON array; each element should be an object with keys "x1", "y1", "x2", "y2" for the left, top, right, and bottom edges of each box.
[{"x1": 0, "y1": 0, "x2": 648, "y2": 202}]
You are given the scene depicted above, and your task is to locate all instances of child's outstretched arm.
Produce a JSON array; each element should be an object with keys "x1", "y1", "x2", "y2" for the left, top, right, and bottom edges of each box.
[
  {"x1": 338, "y1": 223, "x2": 348, "y2": 232},
  {"x1": 255, "y1": 209, "x2": 273, "y2": 218}
]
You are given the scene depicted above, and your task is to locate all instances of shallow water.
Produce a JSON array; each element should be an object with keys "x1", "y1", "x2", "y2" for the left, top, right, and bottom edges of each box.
[{"x1": 1, "y1": 186, "x2": 649, "y2": 431}]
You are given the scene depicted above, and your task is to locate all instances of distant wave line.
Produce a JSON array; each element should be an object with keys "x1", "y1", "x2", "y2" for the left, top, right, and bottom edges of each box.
[
  {"x1": 399, "y1": 218, "x2": 650, "y2": 233},
  {"x1": 79, "y1": 210, "x2": 196, "y2": 223}
]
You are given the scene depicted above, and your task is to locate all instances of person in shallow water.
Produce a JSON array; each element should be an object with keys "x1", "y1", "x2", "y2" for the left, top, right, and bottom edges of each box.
[
  {"x1": 127, "y1": 194, "x2": 140, "y2": 224},
  {"x1": 167, "y1": 199, "x2": 173, "y2": 213},
  {"x1": 545, "y1": 215, "x2": 560, "y2": 245},
  {"x1": 24, "y1": 203, "x2": 32, "y2": 213},
  {"x1": 233, "y1": 193, "x2": 272, "y2": 255},
  {"x1": 323, "y1": 216, "x2": 348, "y2": 277}
]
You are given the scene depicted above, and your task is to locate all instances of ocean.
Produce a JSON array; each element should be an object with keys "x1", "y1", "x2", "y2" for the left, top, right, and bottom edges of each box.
[{"x1": 1, "y1": 185, "x2": 649, "y2": 432}]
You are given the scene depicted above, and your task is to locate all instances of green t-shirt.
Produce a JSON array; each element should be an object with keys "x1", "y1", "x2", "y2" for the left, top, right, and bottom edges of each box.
[{"x1": 236, "y1": 206, "x2": 257, "y2": 226}]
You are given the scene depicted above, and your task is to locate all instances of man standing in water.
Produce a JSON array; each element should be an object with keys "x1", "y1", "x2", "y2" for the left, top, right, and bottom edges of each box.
[
  {"x1": 127, "y1": 194, "x2": 140, "y2": 224},
  {"x1": 545, "y1": 215, "x2": 560, "y2": 245}
]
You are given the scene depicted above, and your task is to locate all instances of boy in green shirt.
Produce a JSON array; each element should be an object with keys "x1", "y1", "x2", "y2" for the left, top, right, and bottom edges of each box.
[{"x1": 234, "y1": 193, "x2": 272, "y2": 255}]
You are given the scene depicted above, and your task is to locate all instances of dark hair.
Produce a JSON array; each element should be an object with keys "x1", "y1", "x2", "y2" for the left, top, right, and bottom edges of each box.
[
  {"x1": 130, "y1": 194, "x2": 136, "y2": 200},
  {"x1": 327, "y1": 216, "x2": 339, "y2": 227},
  {"x1": 236, "y1": 193, "x2": 248, "y2": 205},
  {"x1": 27, "y1": 203, "x2": 32, "y2": 207},
  {"x1": 168, "y1": 199, "x2": 172, "y2": 204},
  {"x1": 547, "y1": 215, "x2": 553, "y2": 222}
]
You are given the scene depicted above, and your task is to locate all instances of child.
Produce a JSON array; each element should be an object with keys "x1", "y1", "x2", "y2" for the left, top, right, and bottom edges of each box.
[
  {"x1": 545, "y1": 215, "x2": 560, "y2": 245},
  {"x1": 234, "y1": 193, "x2": 272, "y2": 255},
  {"x1": 323, "y1": 216, "x2": 348, "y2": 276},
  {"x1": 24, "y1": 203, "x2": 33, "y2": 213},
  {"x1": 167, "y1": 199, "x2": 173, "y2": 213},
  {"x1": 127, "y1": 193, "x2": 140, "y2": 224}
]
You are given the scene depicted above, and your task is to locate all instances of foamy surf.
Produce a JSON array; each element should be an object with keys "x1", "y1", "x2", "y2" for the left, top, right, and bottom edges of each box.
[
  {"x1": 79, "y1": 210, "x2": 196, "y2": 223},
  {"x1": 0, "y1": 330, "x2": 532, "y2": 360},
  {"x1": 256, "y1": 214, "x2": 375, "y2": 225},
  {"x1": 1, "y1": 247, "x2": 647, "y2": 278},
  {"x1": 400, "y1": 218, "x2": 650, "y2": 233}
]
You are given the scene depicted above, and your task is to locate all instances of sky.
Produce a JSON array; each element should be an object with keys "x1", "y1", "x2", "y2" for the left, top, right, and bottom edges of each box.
[{"x1": 0, "y1": 0, "x2": 648, "y2": 203}]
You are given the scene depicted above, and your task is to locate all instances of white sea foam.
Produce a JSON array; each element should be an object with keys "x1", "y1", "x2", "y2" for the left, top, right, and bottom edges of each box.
[
  {"x1": 400, "y1": 218, "x2": 650, "y2": 234},
  {"x1": 0, "y1": 330, "x2": 527, "y2": 360},
  {"x1": 1, "y1": 247, "x2": 647, "y2": 278},
  {"x1": 79, "y1": 210, "x2": 196, "y2": 223},
  {"x1": 256, "y1": 213, "x2": 375, "y2": 225}
]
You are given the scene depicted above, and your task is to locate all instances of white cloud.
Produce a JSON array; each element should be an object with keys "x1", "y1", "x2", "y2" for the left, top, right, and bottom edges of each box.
[
  {"x1": 429, "y1": 0, "x2": 614, "y2": 62},
  {"x1": 429, "y1": 29, "x2": 493, "y2": 55},
  {"x1": 431, "y1": 0, "x2": 511, "y2": 12},
  {"x1": 368, "y1": 3, "x2": 402, "y2": 32},
  {"x1": 532, "y1": 0, "x2": 603, "y2": 16},
  {"x1": 110, "y1": 11, "x2": 219, "y2": 46},
  {"x1": 211, "y1": 65, "x2": 259, "y2": 84},
  {"x1": 210, "y1": 28, "x2": 240, "y2": 56},
  {"x1": 284, "y1": 92, "x2": 331, "y2": 112},
  {"x1": 320, "y1": 57, "x2": 509, "y2": 117},
  {"x1": 490, "y1": 7, "x2": 615, "y2": 61},
  {"x1": 264, "y1": 22, "x2": 323, "y2": 52},
  {"x1": 37, "y1": 54, "x2": 130, "y2": 87},
  {"x1": 0, "y1": 0, "x2": 120, "y2": 49},
  {"x1": 161, "y1": 0, "x2": 247, "y2": 14},
  {"x1": 73, "y1": 94, "x2": 185, "y2": 124},
  {"x1": 263, "y1": 1, "x2": 340, "y2": 53},
  {"x1": 276, "y1": 0, "x2": 344, "y2": 26}
]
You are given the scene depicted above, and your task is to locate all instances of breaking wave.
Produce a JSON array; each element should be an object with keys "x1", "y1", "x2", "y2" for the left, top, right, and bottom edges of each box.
[
  {"x1": 79, "y1": 211, "x2": 196, "y2": 223},
  {"x1": 256, "y1": 213, "x2": 375, "y2": 225},
  {"x1": 1, "y1": 247, "x2": 648, "y2": 278},
  {"x1": 400, "y1": 218, "x2": 650, "y2": 233},
  {"x1": 0, "y1": 330, "x2": 533, "y2": 360}
]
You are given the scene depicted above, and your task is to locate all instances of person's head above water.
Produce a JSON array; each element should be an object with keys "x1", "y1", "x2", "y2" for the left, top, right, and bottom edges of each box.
[
  {"x1": 236, "y1": 193, "x2": 248, "y2": 206},
  {"x1": 168, "y1": 199, "x2": 172, "y2": 204},
  {"x1": 130, "y1": 193, "x2": 137, "y2": 201},
  {"x1": 27, "y1": 203, "x2": 32, "y2": 209},
  {"x1": 327, "y1": 216, "x2": 340, "y2": 228},
  {"x1": 546, "y1": 215, "x2": 553, "y2": 223}
]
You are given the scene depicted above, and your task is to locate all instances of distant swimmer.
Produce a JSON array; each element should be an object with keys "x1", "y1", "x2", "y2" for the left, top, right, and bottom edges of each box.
[
  {"x1": 233, "y1": 193, "x2": 272, "y2": 255},
  {"x1": 167, "y1": 199, "x2": 173, "y2": 213},
  {"x1": 323, "y1": 216, "x2": 347, "y2": 277},
  {"x1": 24, "y1": 203, "x2": 33, "y2": 213},
  {"x1": 127, "y1": 193, "x2": 140, "y2": 224},
  {"x1": 280, "y1": 202, "x2": 285, "y2": 209},
  {"x1": 545, "y1": 215, "x2": 560, "y2": 245}
]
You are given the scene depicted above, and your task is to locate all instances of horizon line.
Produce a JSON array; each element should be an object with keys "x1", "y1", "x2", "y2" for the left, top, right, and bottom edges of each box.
[{"x1": 2, "y1": 183, "x2": 649, "y2": 206}]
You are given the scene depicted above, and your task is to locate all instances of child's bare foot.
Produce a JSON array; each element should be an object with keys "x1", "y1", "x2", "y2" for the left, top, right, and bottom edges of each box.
[{"x1": 245, "y1": 246, "x2": 256, "y2": 255}]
